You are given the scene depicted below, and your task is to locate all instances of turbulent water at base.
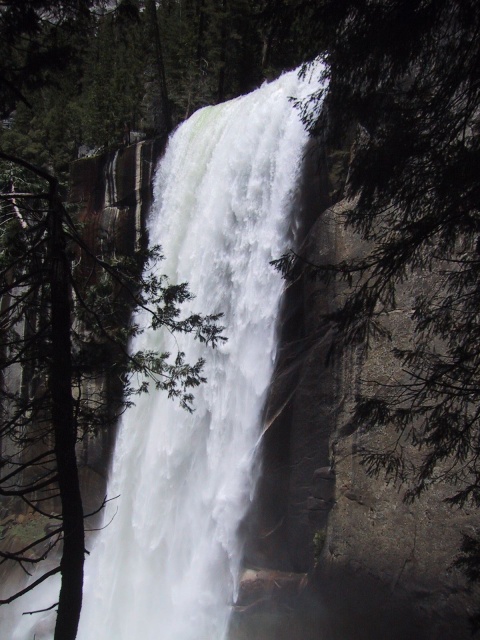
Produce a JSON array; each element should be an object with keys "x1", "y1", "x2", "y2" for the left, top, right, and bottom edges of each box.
[{"x1": 4, "y1": 67, "x2": 321, "y2": 640}]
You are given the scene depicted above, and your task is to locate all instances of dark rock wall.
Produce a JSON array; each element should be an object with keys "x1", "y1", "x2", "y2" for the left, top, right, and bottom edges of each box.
[
  {"x1": 70, "y1": 138, "x2": 166, "y2": 256},
  {"x1": 311, "y1": 203, "x2": 479, "y2": 639},
  {"x1": 0, "y1": 138, "x2": 166, "y2": 610},
  {"x1": 69, "y1": 137, "x2": 166, "y2": 505},
  {"x1": 245, "y1": 139, "x2": 480, "y2": 638}
]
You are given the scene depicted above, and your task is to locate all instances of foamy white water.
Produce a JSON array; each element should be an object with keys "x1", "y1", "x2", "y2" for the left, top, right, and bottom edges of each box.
[{"x1": 2, "y1": 66, "x2": 323, "y2": 640}]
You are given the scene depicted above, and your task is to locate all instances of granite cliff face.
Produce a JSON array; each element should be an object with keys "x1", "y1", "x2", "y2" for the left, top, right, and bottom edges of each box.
[
  {"x1": 302, "y1": 204, "x2": 478, "y2": 639},
  {"x1": 0, "y1": 140, "x2": 159, "y2": 611},
  {"x1": 0, "y1": 140, "x2": 166, "y2": 579},
  {"x1": 70, "y1": 138, "x2": 165, "y2": 258},
  {"x1": 245, "y1": 144, "x2": 480, "y2": 639},
  {"x1": 68, "y1": 137, "x2": 166, "y2": 514}
]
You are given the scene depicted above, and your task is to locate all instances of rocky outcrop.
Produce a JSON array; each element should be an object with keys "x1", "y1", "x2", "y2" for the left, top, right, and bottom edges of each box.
[
  {"x1": 0, "y1": 138, "x2": 166, "y2": 557},
  {"x1": 245, "y1": 144, "x2": 480, "y2": 639},
  {"x1": 69, "y1": 137, "x2": 166, "y2": 494},
  {"x1": 70, "y1": 137, "x2": 166, "y2": 258},
  {"x1": 235, "y1": 567, "x2": 307, "y2": 610},
  {"x1": 302, "y1": 200, "x2": 479, "y2": 639}
]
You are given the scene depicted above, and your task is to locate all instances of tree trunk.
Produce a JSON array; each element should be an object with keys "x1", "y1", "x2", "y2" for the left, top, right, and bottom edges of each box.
[
  {"x1": 145, "y1": 0, "x2": 172, "y2": 135},
  {"x1": 217, "y1": 0, "x2": 227, "y2": 103},
  {"x1": 48, "y1": 195, "x2": 85, "y2": 640},
  {"x1": 196, "y1": 0, "x2": 206, "y2": 64}
]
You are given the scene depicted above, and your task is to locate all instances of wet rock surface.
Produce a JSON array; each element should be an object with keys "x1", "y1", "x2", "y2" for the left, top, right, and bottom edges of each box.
[
  {"x1": 235, "y1": 568, "x2": 307, "y2": 610},
  {"x1": 244, "y1": 141, "x2": 480, "y2": 639}
]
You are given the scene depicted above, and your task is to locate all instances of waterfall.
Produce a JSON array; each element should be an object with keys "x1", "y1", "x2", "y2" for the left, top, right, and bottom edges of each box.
[{"x1": 3, "y1": 66, "x2": 322, "y2": 640}]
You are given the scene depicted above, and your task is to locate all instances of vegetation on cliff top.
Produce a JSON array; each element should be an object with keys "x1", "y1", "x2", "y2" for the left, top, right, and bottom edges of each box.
[{"x1": 0, "y1": 0, "x2": 314, "y2": 178}]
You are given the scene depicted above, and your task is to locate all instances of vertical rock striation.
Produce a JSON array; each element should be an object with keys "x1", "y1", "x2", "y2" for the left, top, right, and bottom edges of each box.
[
  {"x1": 245, "y1": 137, "x2": 480, "y2": 639},
  {"x1": 68, "y1": 138, "x2": 166, "y2": 507}
]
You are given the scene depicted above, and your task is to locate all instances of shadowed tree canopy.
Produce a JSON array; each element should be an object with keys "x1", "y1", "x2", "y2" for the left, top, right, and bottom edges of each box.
[{"x1": 0, "y1": 1, "x2": 96, "y2": 113}]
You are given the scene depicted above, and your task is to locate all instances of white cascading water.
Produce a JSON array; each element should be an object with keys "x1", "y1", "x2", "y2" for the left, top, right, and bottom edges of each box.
[{"x1": 3, "y1": 66, "x2": 322, "y2": 640}]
